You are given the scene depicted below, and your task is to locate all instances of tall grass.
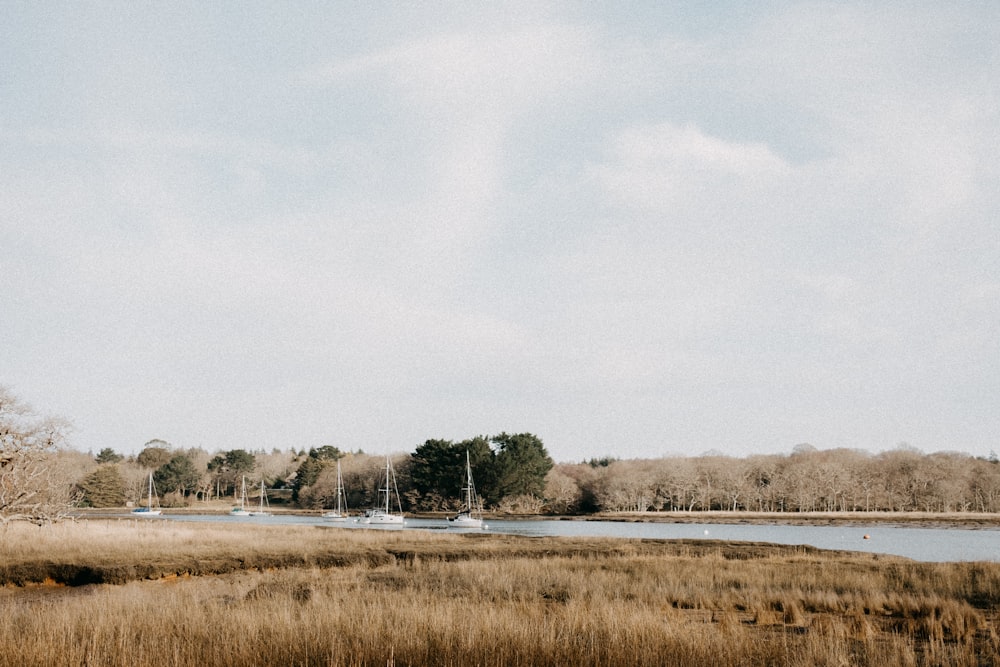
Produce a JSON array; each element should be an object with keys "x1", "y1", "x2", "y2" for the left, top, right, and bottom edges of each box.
[{"x1": 0, "y1": 521, "x2": 997, "y2": 666}]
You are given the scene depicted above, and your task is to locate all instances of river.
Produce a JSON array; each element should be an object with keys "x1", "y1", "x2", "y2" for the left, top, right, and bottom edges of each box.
[{"x1": 158, "y1": 513, "x2": 1000, "y2": 563}]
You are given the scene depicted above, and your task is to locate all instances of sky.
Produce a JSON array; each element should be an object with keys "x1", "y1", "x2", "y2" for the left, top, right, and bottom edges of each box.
[{"x1": 2, "y1": 2, "x2": 998, "y2": 463}]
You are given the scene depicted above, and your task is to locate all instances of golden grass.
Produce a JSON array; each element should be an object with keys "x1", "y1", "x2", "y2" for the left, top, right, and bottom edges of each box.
[{"x1": 0, "y1": 520, "x2": 998, "y2": 666}]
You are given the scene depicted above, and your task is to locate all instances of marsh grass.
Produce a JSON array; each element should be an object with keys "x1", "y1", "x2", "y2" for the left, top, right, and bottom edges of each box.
[{"x1": 0, "y1": 521, "x2": 997, "y2": 666}]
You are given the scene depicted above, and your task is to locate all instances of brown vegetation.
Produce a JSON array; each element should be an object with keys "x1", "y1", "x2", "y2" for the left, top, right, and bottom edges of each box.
[
  {"x1": 1, "y1": 521, "x2": 998, "y2": 666},
  {"x1": 556, "y1": 447, "x2": 1000, "y2": 515},
  {"x1": 0, "y1": 387, "x2": 79, "y2": 523}
]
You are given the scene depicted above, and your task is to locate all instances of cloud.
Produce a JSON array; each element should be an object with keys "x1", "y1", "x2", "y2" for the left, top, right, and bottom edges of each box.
[
  {"x1": 302, "y1": 24, "x2": 599, "y2": 112},
  {"x1": 3, "y1": 4, "x2": 999, "y2": 460},
  {"x1": 300, "y1": 24, "x2": 604, "y2": 254},
  {"x1": 592, "y1": 122, "x2": 790, "y2": 211}
]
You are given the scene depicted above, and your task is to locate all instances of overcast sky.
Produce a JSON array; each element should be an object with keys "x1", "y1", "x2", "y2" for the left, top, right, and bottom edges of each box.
[{"x1": 2, "y1": 2, "x2": 998, "y2": 463}]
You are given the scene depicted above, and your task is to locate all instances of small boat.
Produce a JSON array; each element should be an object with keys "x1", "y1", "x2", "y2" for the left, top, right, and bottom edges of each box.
[
  {"x1": 230, "y1": 476, "x2": 251, "y2": 516},
  {"x1": 357, "y1": 456, "x2": 404, "y2": 526},
  {"x1": 249, "y1": 479, "x2": 271, "y2": 517},
  {"x1": 322, "y1": 460, "x2": 350, "y2": 521},
  {"x1": 447, "y1": 450, "x2": 486, "y2": 529},
  {"x1": 132, "y1": 473, "x2": 163, "y2": 517}
]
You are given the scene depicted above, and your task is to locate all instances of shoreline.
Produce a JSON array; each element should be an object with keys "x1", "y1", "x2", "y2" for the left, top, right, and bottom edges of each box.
[
  {"x1": 74, "y1": 507, "x2": 1000, "y2": 529},
  {"x1": 1, "y1": 521, "x2": 995, "y2": 665},
  {"x1": 586, "y1": 510, "x2": 1000, "y2": 529}
]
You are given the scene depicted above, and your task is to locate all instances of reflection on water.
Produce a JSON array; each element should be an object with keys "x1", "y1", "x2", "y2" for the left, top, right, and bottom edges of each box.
[{"x1": 164, "y1": 514, "x2": 1000, "y2": 563}]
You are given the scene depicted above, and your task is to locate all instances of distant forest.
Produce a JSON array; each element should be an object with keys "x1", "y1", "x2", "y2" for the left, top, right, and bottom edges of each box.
[
  {"x1": 3, "y1": 386, "x2": 999, "y2": 522},
  {"x1": 69, "y1": 440, "x2": 1000, "y2": 516},
  {"x1": 554, "y1": 445, "x2": 1000, "y2": 514}
]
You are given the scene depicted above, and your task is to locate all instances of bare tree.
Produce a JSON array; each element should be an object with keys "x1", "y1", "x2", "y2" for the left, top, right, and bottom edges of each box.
[
  {"x1": 592, "y1": 460, "x2": 658, "y2": 512},
  {"x1": 253, "y1": 448, "x2": 299, "y2": 487},
  {"x1": 745, "y1": 455, "x2": 782, "y2": 511},
  {"x1": 0, "y1": 387, "x2": 78, "y2": 523},
  {"x1": 969, "y1": 457, "x2": 1000, "y2": 513},
  {"x1": 543, "y1": 467, "x2": 582, "y2": 514}
]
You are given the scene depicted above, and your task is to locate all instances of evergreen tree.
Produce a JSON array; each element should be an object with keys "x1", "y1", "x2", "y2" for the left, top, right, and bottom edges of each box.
[
  {"x1": 154, "y1": 453, "x2": 201, "y2": 496},
  {"x1": 291, "y1": 447, "x2": 345, "y2": 502},
  {"x1": 312, "y1": 445, "x2": 343, "y2": 461},
  {"x1": 489, "y1": 433, "x2": 553, "y2": 501},
  {"x1": 136, "y1": 445, "x2": 171, "y2": 469},
  {"x1": 292, "y1": 454, "x2": 323, "y2": 502},
  {"x1": 207, "y1": 449, "x2": 257, "y2": 496},
  {"x1": 78, "y1": 465, "x2": 126, "y2": 507},
  {"x1": 410, "y1": 439, "x2": 463, "y2": 499},
  {"x1": 95, "y1": 447, "x2": 123, "y2": 464}
]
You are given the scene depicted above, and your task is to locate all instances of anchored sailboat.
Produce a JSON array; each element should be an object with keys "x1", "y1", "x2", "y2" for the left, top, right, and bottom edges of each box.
[
  {"x1": 230, "y1": 476, "x2": 251, "y2": 516},
  {"x1": 447, "y1": 450, "x2": 485, "y2": 529},
  {"x1": 322, "y1": 460, "x2": 350, "y2": 521},
  {"x1": 249, "y1": 479, "x2": 271, "y2": 517},
  {"x1": 358, "y1": 456, "x2": 404, "y2": 525},
  {"x1": 132, "y1": 473, "x2": 162, "y2": 517}
]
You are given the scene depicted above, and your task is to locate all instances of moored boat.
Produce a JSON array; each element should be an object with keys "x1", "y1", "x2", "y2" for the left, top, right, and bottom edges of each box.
[
  {"x1": 132, "y1": 473, "x2": 163, "y2": 517},
  {"x1": 249, "y1": 479, "x2": 271, "y2": 516},
  {"x1": 357, "y1": 456, "x2": 404, "y2": 526},
  {"x1": 230, "y1": 476, "x2": 251, "y2": 516},
  {"x1": 322, "y1": 460, "x2": 350, "y2": 522},
  {"x1": 447, "y1": 450, "x2": 486, "y2": 529}
]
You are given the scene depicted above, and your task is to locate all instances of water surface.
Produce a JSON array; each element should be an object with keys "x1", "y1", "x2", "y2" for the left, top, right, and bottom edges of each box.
[{"x1": 164, "y1": 513, "x2": 1000, "y2": 563}]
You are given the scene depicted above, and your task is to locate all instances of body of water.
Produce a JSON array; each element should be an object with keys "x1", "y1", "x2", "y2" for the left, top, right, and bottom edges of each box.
[{"x1": 156, "y1": 513, "x2": 1000, "y2": 563}]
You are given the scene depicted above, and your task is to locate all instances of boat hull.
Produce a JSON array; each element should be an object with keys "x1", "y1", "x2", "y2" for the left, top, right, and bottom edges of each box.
[
  {"x1": 132, "y1": 508, "x2": 162, "y2": 517},
  {"x1": 448, "y1": 514, "x2": 484, "y2": 529},
  {"x1": 359, "y1": 510, "x2": 404, "y2": 525}
]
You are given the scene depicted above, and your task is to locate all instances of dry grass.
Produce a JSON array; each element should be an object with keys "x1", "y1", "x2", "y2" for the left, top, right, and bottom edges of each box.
[{"x1": 0, "y1": 520, "x2": 998, "y2": 666}]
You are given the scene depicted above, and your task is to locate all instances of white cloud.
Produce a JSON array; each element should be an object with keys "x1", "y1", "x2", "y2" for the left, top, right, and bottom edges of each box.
[
  {"x1": 3, "y1": 3, "x2": 999, "y2": 461},
  {"x1": 592, "y1": 122, "x2": 790, "y2": 211}
]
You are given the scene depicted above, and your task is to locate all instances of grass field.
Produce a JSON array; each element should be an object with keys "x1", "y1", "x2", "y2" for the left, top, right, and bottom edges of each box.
[{"x1": 1, "y1": 520, "x2": 998, "y2": 666}]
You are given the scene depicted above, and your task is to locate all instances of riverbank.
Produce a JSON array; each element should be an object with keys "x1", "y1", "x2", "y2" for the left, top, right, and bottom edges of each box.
[
  {"x1": 0, "y1": 521, "x2": 997, "y2": 666},
  {"x1": 589, "y1": 510, "x2": 1000, "y2": 529},
  {"x1": 76, "y1": 506, "x2": 1000, "y2": 529}
]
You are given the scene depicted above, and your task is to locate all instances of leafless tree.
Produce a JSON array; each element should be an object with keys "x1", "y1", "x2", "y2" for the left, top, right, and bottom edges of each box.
[
  {"x1": 0, "y1": 387, "x2": 78, "y2": 523},
  {"x1": 254, "y1": 448, "x2": 299, "y2": 486},
  {"x1": 591, "y1": 460, "x2": 658, "y2": 512},
  {"x1": 543, "y1": 467, "x2": 582, "y2": 514}
]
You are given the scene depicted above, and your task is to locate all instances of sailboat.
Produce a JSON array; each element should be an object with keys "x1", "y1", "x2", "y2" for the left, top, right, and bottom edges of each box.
[
  {"x1": 132, "y1": 473, "x2": 162, "y2": 516},
  {"x1": 358, "y1": 456, "x2": 404, "y2": 525},
  {"x1": 447, "y1": 450, "x2": 486, "y2": 529},
  {"x1": 322, "y1": 460, "x2": 349, "y2": 521},
  {"x1": 249, "y1": 479, "x2": 271, "y2": 516},
  {"x1": 230, "y1": 476, "x2": 250, "y2": 516}
]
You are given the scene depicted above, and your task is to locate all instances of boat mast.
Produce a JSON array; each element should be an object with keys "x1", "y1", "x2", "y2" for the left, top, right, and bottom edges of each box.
[
  {"x1": 465, "y1": 450, "x2": 473, "y2": 511},
  {"x1": 382, "y1": 457, "x2": 391, "y2": 513},
  {"x1": 336, "y1": 461, "x2": 344, "y2": 514}
]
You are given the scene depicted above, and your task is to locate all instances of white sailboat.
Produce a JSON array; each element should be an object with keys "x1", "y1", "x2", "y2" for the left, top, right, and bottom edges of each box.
[
  {"x1": 447, "y1": 450, "x2": 486, "y2": 529},
  {"x1": 358, "y1": 456, "x2": 404, "y2": 526},
  {"x1": 249, "y1": 479, "x2": 271, "y2": 516},
  {"x1": 132, "y1": 473, "x2": 162, "y2": 517},
  {"x1": 322, "y1": 460, "x2": 349, "y2": 521},
  {"x1": 230, "y1": 476, "x2": 250, "y2": 516}
]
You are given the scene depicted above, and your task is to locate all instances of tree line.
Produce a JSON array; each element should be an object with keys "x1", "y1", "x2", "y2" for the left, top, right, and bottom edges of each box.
[
  {"x1": 2, "y1": 386, "x2": 998, "y2": 522},
  {"x1": 74, "y1": 432, "x2": 557, "y2": 514},
  {"x1": 549, "y1": 445, "x2": 1000, "y2": 515}
]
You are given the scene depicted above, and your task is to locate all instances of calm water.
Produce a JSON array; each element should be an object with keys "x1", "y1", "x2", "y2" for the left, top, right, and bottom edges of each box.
[{"x1": 161, "y1": 513, "x2": 1000, "y2": 563}]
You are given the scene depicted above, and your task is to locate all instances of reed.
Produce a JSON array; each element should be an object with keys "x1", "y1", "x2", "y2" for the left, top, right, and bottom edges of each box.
[{"x1": 0, "y1": 521, "x2": 997, "y2": 666}]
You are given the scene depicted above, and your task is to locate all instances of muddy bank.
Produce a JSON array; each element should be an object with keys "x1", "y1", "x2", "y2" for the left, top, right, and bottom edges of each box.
[{"x1": 582, "y1": 511, "x2": 1000, "y2": 529}]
